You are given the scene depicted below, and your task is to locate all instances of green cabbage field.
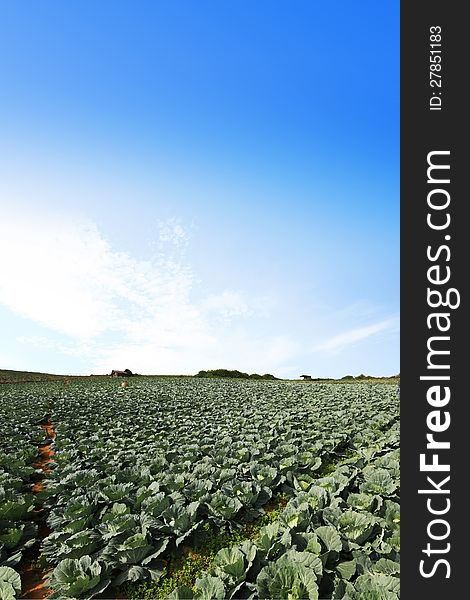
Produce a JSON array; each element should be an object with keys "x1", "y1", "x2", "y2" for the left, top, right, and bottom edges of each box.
[{"x1": 0, "y1": 378, "x2": 400, "y2": 599}]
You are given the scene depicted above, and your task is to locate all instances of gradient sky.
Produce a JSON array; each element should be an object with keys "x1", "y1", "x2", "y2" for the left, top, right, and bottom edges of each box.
[{"x1": 0, "y1": 1, "x2": 399, "y2": 378}]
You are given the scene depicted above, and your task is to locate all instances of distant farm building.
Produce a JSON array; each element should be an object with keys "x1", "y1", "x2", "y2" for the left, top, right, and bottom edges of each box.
[
  {"x1": 111, "y1": 369, "x2": 133, "y2": 377},
  {"x1": 300, "y1": 374, "x2": 312, "y2": 380}
]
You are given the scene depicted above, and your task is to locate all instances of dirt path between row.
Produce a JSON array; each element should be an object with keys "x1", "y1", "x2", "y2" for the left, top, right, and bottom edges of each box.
[{"x1": 19, "y1": 421, "x2": 56, "y2": 599}]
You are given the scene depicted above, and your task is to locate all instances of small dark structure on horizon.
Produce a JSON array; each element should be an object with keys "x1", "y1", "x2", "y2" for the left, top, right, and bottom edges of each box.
[
  {"x1": 300, "y1": 374, "x2": 312, "y2": 380},
  {"x1": 111, "y1": 369, "x2": 133, "y2": 377}
]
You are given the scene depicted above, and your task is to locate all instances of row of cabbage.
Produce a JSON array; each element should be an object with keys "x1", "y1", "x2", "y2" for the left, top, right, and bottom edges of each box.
[
  {"x1": 169, "y1": 421, "x2": 400, "y2": 599},
  {"x1": 0, "y1": 386, "x2": 50, "y2": 598},
  {"x1": 30, "y1": 379, "x2": 399, "y2": 599}
]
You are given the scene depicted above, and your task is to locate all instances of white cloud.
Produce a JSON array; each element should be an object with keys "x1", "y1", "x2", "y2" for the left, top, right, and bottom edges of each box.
[
  {"x1": 156, "y1": 218, "x2": 191, "y2": 249},
  {"x1": 1, "y1": 217, "x2": 110, "y2": 337},
  {"x1": 1, "y1": 211, "x2": 295, "y2": 375},
  {"x1": 313, "y1": 317, "x2": 398, "y2": 354},
  {"x1": 0, "y1": 212, "x2": 205, "y2": 340},
  {"x1": 16, "y1": 335, "x2": 99, "y2": 360},
  {"x1": 202, "y1": 290, "x2": 274, "y2": 321},
  {"x1": 203, "y1": 290, "x2": 252, "y2": 318}
]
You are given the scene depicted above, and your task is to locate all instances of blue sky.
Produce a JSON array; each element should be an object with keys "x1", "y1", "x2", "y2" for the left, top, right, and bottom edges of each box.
[{"x1": 0, "y1": 1, "x2": 399, "y2": 378}]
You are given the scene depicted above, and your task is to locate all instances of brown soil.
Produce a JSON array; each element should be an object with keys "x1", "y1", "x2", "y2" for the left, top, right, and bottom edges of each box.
[
  {"x1": 19, "y1": 421, "x2": 56, "y2": 599},
  {"x1": 19, "y1": 564, "x2": 53, "y2": 600},
  {"x1": 31, "y1": 481, "x2": 45, "y2": 494}
]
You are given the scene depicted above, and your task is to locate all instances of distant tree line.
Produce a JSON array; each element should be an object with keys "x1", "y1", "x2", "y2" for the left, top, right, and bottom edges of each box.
[
  {"x1": 195, "y1": 369, "x2": 278, "y2": 380},
  {"x1": 341, "y1": 374, "x2": 400, "y2": 380},
  {"x1": 300, "y1": 373, "x2": 400, "y2": 382}
]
